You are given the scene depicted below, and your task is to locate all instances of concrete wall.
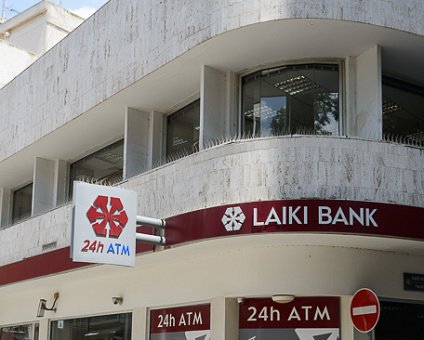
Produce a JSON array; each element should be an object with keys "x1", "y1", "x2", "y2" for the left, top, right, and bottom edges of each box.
[
  {"x1": 0, "y1": 40, "x2": 36, "y2": 88},
  {"x1": 1, "y1": 0, "x2": 423, "y2": 162},
  {"x1": 1, "y1": 137, "x2": 423, "y2": 266},
  {"x1": 5, "y1": 14, "x2": 47, "y2": 55},
  {"x1": 127, "y1": 137, "x2": 424, "y2": 219},
  {"x1": 0, "y1": 233, "x2": 422, "y2": 339}
]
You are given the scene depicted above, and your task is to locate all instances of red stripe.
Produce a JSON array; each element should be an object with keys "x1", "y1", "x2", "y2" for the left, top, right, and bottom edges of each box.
[
  {"x1": 0, "y1": 247, "x2": 87, "y2": 286},
  {"x1": 0, "y1": 228, "x2": 154, "y2": 287}
]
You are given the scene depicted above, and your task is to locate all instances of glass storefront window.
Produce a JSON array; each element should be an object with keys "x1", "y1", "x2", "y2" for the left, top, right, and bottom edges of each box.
[
  {"x1": 69, "y1": 139, "x2": 124, "y2": 198},
  {"x1": 382, "y1": 76, "x2": 424, "y2": 145},
  {"x1": 50, "y1": 313, "x2": 132, "y2": 340},
  {"x1": 375, "y1": 300, "x2": 424, "y2": 340},
  {"x1": 242, "y1": 63, "x2": 340, "y2": 137},
  {"x1": 166, "y1": 100, "x2": 200, "y2": 158},
  {"x1": 12, "y1": 183, "x2": 33, "y2": 224},
  {"x1": 0, "y1": 323, "x2": 39, "y2": 340}
]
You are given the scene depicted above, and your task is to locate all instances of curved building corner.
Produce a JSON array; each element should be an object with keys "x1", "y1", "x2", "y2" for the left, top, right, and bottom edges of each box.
[{"x1": 0, "y1": 0, "x2": 424, "y2": 339}]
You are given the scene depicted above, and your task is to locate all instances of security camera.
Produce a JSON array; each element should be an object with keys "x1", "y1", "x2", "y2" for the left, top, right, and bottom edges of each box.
[{"x1": 112, "y1": 297, "x2": 123, "y2": 305}]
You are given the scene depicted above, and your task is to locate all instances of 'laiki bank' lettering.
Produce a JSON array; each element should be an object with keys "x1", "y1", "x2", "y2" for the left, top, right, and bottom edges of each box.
[
  {"x1": 252, "y1": 205, "x2": 378, "y2": 227},
  {"x1": 254, "y1": 206, "x2": 308, "y2": 226},
  {"x1": 318, "y1": 206, "x2": 378, "y2": 227}
]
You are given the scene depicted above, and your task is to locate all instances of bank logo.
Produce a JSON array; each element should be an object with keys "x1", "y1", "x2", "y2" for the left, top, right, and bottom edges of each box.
[
  {"x1": 86, "y1": 195, "x2": 128, "y2": 238},
  {"x1": 221, "y1": 206, "x2": 246, "y2": 231}
]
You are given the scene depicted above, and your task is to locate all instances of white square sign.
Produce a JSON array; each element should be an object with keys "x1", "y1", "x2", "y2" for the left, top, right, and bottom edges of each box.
[{"x1": 71, "y1": 181, "x2": 137, "y2": 267}]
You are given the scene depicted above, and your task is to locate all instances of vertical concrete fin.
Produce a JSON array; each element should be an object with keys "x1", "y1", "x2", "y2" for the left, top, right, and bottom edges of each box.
[
  {"x1": 200, "y1": 65, "x2": 227, "y2": 150},
  {"x1": 33, "y1": 157, "x2": 56, "y2": 215},
  {"x1": 0, "y1": 187, "x2": 12, "y2": 227},
  {"x1": 355, "y1": 45, "x2": 382, "y2": 140},
  {"x1": 124, "y1": 107, "x2": 149, "y2": 178}
]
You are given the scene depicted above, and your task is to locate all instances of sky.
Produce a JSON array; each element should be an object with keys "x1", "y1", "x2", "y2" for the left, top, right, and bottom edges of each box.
[{"x1": 1, "y1": 0, "x2": 108, "y2": 19}]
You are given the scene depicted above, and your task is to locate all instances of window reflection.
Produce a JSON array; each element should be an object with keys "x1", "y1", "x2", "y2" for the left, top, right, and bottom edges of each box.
[
  {"x1": 50, "y1": 313, "x2": 131, "y2": 340},
  {"x1": 242, "y1": 64, "x2": 340, "y2": 137},
  {"x1": 375, "y1": 301, "x2": 424, "y2": 340},
  {"x1": 383, "y1": 76, "x2": 424, "y2": 144},
  {"x1": 0, "y1": 323, "x2": 39, "y2": 340},
  {"x1": 166, "y1": 100, "x2": 200, "y2": 158},
  {"x1": 12, "y1": 183, "x2": 33, "y2": 225},
  {"x1": 69, "y1": 140, "x2": 124, "y2": 198}
]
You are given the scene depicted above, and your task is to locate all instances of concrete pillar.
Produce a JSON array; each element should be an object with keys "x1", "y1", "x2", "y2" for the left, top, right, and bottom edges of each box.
[
  {"x1": 226, "y1": 71, "x2": 239, "y2": 138},
  {"x1": 341, "y1": 295, "x2": 356, "y2": 340},
  {"x1": 124, "y1": 107, "x2": 149, "y2": 179},
  {"x1": 200, "y1": 66, "x2": 238, "y2": 150},
  {"x1": 211, "y1": 297, "x2": 239, "y2": 340},
  {"x1": 33, "y1": 158, "x2": 68, "y2": 216},
  {"x1": 0, "y1": 187, "x2": 12, "y2": 227},
  {"x1": 132, "y1": 307, "x2": 147, "y2": 340},
  {"x1": 345, "y1": 56, "x2": 357, "y2": 137},
  {"x1": 53, "y1": 159, "x2": 68, "y2": 206},
  {"x1": 37, "y1": 318, "x2": 49, "y2": 340},
  {"x1": 149, "y1": 111, "x2": 165, "y2": 169},
  {"x1": 33, "y1": 157, "x2": 56, "y2": 215},
  {"x1": 355, "y1": 45, "x2": 382, "y2": 140}
]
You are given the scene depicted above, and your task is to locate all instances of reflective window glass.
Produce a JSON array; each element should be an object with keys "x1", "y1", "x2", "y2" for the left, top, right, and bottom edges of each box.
[
  {"x1": 166, "y1": 100, "x2": 200, "y2": 158},
  {"x1": 69, "y1": 140, "x2": 124, "y2": 197},
  {"x1": 0, "y1": 323, "x2": 39, "y2": 340},
  {"x1": 50, "y1": 313, "x2": 132, "y2": 340},
  {"x1": 375, "y1": 300, "x2": 424, "y2": 340},
  {"x1": 242, "y1": 64, "x2": 340, "y2": 137},
  {"x1": 383, "y1": 76, "x2": 424, "y2": 144},
  {"x1": 12, "y1": 183, "x2": 33, "y2": 224}
]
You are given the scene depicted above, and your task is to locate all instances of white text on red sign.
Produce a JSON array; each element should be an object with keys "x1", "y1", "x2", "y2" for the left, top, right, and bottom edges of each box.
[
  {"x1": 253, "y1": 206, "x2": 378, "y2": 227},
  {"x1": 247, "y1": 305, "x2": 331, "y2": 323},
  {"x1": 157, "y1": 312, "x2": 204, "y2": 328}
]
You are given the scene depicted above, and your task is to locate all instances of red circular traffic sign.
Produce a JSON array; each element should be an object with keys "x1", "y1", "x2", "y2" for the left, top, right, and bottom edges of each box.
[{"x1": 350, "y1": 288, "x2": 380, "y2": 333}]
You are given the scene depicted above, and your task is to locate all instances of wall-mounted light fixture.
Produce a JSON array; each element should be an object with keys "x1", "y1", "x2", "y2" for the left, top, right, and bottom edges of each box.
[
  {"x1": 271, "y1": 294, "x2": 295, "y2": 304},
  {"x1": 37, "y1": 292, "x2": 59, "y2": 317}
]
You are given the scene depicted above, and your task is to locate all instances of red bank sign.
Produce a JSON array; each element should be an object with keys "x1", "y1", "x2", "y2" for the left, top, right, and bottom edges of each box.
[
  {"x1": 150, "y1": 304, "x2": 210, "y2": 340},
  {"x1": 166, "y1": 200, "x2": 424, "y2": 245},
  {"x1": 240, "y1": 297, "x2": 340, "y2": 328},
  {"x1": 239, "y1": 297, "x2": 340, "y2": 340}
]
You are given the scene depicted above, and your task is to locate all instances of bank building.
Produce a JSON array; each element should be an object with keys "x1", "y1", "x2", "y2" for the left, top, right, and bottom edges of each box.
[{"x1": 0, "y1": 0, "x2": 424, "y2": 339}]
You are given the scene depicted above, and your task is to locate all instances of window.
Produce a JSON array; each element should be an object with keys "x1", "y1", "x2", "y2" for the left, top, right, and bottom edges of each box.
[
  {"x1": 242, "y1": 63, "x2": 340, "y2": 137},
  {"x1": 50, "y1": 313, "x2": 132, "y2": 340},
  {"x1": 383, "y1": 76, "x2": 424, "y2": 144},
  {"x1": 69, "y1": 140, "x2": 124, "y2": 197},
  {"x1": 1, "y1": 323, "x2": 39, "y2": 340},
  {"x1": 375, "y1": 300, "x2": 424, "y2": 340},
  {"x1": 166, "y1": 100, "x2": 200, "y2": 158},
  {"x1": 12, "y1": 183, "x2": 33, "y2": 224}
]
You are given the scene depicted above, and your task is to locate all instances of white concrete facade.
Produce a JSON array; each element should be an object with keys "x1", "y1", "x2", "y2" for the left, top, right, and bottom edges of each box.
[
  {"x1": 0, "y1": 1, "x2": 83, "y2": 88},
  {"x1": 0, "y1": 0, "x2": 424, "y2": 339}
]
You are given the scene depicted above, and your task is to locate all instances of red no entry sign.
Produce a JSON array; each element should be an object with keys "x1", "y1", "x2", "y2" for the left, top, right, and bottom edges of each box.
[{"x1": 350, "y1": 288, "x2": 380, "y2": 333}]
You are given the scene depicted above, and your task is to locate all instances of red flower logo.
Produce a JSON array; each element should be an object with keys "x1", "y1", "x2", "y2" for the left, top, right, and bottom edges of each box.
[{"x1": 86, "y1": 196, "x2": 128, "y2": 238}]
